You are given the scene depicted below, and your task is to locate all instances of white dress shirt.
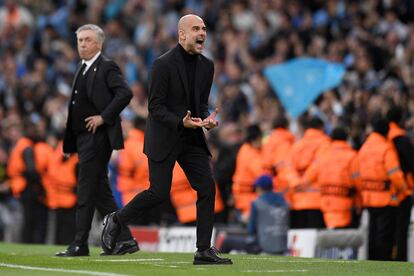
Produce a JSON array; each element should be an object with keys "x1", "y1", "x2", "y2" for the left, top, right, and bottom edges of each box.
[{"x1": 82, "y1": 51, "x2": 101, "y2": 75}]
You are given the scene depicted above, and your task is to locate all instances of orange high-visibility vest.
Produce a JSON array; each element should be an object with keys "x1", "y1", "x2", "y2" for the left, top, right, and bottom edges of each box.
[
  {"x1": 170, "y1": 164, "x2": 224, "y2": 223},
  {"x1": 34, "y1": 142, "x2": 54, "y2": 205},
  {"x1": 7, "y1": 137, "x2": 33, "y2": 197},
  {"x1": 304, "y1": 141, "x2": 357, "y2": 228},
  {"x1": 262, "y1": 128, "x2": 295, "y2": 170},
  {"x1": 388, "y1": 122, "x2": 414, "y2": 195},
  {"x1": 356, "y1": 132, "x2": 406, "y2": 207},
  {"x1": 117, "y1": 129, "x2": 149, "y2": 205},
  {"x1": 262, "y1": 128, "x2": 296, "y2": 196},
  {"x1": 289, "y1": 129, "x2": 330, "y2": 210},
  {"x1": 45, "y1": 141, "x2": 78, "y2": 209},
  {"x1": 232, "y1": 143, "x2": 266, "y2": 217}
]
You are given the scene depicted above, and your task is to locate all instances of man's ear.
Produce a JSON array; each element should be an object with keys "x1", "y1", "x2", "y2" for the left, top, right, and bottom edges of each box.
[{"x1": 179, "y1": 29, "x2": 186, "y2": 40}]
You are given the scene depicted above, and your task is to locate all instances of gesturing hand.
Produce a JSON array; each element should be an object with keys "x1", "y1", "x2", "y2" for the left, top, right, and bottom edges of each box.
[
  {"x1": 183, "y1": 110, "x2": 206, "y2": 129},
  {"x1": 203, "y1": 108, "x2": 219, "y2": 130},
  {"x1": 85, "y1": 115, "x2": 104, "y2": 133}
]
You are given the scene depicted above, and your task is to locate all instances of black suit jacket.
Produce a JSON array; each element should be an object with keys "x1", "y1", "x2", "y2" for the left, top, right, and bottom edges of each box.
[
  {"x1": 63, "y1": 54, "x2": 133, "y2": 153},
  {"x1": 144, "y1": 44, "x2": 214, "y2": 161}
]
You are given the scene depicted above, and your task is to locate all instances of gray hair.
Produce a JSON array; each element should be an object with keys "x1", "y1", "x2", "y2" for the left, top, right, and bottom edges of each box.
[{"x1": 76, "y1": 24, "x2": 105, "y2": 44}]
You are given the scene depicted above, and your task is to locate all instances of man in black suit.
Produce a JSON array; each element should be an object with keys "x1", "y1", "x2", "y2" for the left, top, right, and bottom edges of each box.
[
  {"x1": 56, "y1": 24, "x2": 138, "y2": 257},
  {"x1": 102, "y1": 15, "x2": 232, "y2": 265}
]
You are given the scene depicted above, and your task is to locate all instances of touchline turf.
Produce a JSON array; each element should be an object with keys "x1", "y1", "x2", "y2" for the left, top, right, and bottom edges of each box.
[{"x1": 0, "y1": 243, "x2": 413, "y2": 275}]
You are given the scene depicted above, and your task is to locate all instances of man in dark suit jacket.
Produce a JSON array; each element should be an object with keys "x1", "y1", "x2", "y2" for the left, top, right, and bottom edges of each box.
[
  {"x1": 56, "y1": 24, "x2": 138, "y2": 257},
  {"x1": 102, "y1": 15, "x2": 232, "y2": 264}
]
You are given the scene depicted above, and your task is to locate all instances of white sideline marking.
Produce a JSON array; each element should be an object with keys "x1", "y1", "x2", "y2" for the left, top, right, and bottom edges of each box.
[
  {"x1": 241, "y1": 269, "x2": 308, "y2": 273},
  {"x1": 92, "y1": 258, "x2": 164, "y2": 262},
  {"x1": 242, "y1": 257, "x2": 327, "y2": 263},
  {"x1": 0, "y1": 263, "x2": 128, "y2": 276}
]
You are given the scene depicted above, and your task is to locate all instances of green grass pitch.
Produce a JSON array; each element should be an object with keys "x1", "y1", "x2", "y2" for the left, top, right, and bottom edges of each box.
[{"x1": 0, "y1": 242, "x2": 414, "y2": 275}]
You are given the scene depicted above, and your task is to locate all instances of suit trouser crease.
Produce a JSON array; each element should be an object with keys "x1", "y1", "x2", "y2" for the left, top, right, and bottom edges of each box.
[{"x1": 118, "y1": 141, "x2": 216, "y2": 249}]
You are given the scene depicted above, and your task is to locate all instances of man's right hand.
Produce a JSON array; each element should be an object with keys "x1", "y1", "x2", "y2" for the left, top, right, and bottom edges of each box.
[{"x1": 183, "y1": 110, "x2": 206, "y2": 129}]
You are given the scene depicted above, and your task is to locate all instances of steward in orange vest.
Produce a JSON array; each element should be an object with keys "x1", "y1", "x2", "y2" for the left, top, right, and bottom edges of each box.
[
  {"x1": 6, "y1": 122, "x2": 50, "y2": 243},
  {"x1": 170, "y1": 163, "x2": 224, "y2": 224},
  {"x1": 46, "y1": 140, "x2": 78, "y2": 245},
  {"x1": 304, "y1": 127, "x2": 358, "y2": 229},
  {"x1": 7, "y1": 136, "x2": 34, "y2": 198},
  {"x1": 289, "y1": 117, "x2": 330, "y2": 228},
  {"x1": 116, "y1": 116, "x2": 161, "y2": 225},
  {"x1": 262, "y1": 114, "x2": 298, "y2": 202},
  {"x1": 232, "y1": 124, "x2": 266, "y2": 222},
  {"x1": 386, "y1": 106, "x2": 414, "y2": 261},
  {"x1": 117, "y1": 127, "x2": 149, "y2": 206},
  {"x1": 356, "y1": 114, "x2": 406, "y2": 260}
]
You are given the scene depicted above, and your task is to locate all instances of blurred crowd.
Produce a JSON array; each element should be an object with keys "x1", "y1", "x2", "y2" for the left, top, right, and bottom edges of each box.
[{"x1": 0, "y1": 0, "x2": 414, "y2": 260}]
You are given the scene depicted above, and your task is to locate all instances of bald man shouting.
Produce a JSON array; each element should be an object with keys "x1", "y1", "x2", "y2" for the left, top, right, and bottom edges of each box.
[{"x1": 101, "y1": 15, "x2": 232, "y2": 264}]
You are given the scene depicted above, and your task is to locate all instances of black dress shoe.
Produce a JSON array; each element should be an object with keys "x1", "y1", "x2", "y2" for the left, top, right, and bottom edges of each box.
[
  {"x1": 102, "y1": 212, "x2": 120, "y2": 252},
  {"x1": 113, "y1": 239, "x2": 139, "y2": 255},
  {"x1": 56, "y1": 245, "x2": 89, "y2": 257},
  {"x1": 102, "y1": 239, "x2": 139, "y2": 256},
  {"x1": 193, "y1": 247, "x2": 233, "y2": 265}
]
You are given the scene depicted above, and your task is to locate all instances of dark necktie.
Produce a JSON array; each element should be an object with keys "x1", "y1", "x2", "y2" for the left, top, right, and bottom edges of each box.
[{"x1": 79, "y1": 63, "x2": 87, "y2": 76}]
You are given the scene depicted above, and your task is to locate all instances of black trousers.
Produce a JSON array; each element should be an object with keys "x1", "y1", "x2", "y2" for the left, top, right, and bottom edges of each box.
[
  {"x1": 21, "y1": 198, "x2": 48, "y2": 244},
  {"x1": 118, "y1": 140, "x2": 216, "y2": 250},
  {"x1": 55, "y1": 208, "x2": 76, "y2": 245},
  {"x1": 393, "y1": 196, "x2": 412, "y2": 261},
  {"x1": 73, "y1": 129, "x2": 120, "y2": 246},
  {"x1": 368, "y1": 206, "x2": 397, "y2": 261}
]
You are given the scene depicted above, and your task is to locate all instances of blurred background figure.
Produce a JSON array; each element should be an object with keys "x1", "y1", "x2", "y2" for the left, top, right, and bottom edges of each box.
[
  {"x1": 386, "y1": 106, "x2": 414, "y2": 261},
  {"x1": 45, "y1": 135, "x2": 78, "y2": 245},
  {"x1": 289, "y1": 116, "x2": 330, "y2": 229},
  {"x1": 303, "y1": 126, "x2": 359, "y2": 229},
  {"x1": 356, "y1": 114, "x2": 406, "y2": 261},
  {"x1": 7, "y1": 120, "x2": 49, "y2": 244},
  {"x1": 232, "y1": 124, "x2": 265, "y2": 223},
  {"x1": 220, "y1": 174, "x2": 289, "y2": 255},
  {"x1": 0, "y1": 143, "x2": 23, "y2": 242}
]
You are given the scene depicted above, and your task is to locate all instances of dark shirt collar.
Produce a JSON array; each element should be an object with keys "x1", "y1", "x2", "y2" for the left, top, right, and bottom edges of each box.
[{"x1": 178, "y1": 43, "x2": 198, "y2": 62}]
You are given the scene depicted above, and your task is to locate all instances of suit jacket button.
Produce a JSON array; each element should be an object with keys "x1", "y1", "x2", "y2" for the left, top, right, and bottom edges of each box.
[{"x1": 72, "y1": 101, "x2": 75, "y2": 105}]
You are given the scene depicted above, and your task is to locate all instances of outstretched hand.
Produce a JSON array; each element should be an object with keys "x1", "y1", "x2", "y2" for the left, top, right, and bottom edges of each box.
[
  {"x1": 183, "y1": 111, "x2": 206, "y2": 129},
  {"x1": 203, "y1": 108, "x2": 219, "y2": 130}
]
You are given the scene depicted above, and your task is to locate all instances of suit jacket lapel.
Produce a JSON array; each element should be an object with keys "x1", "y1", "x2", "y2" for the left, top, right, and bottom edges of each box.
[
  {"x1": 71, "y1": 62, "x2": 84, "y2": 93},
  {"x1": 86, "y1": 55, "x2": 102, "y2": 99},
  {"x1": 174, "y1": 46, "x2": 190, "y2": 105}
]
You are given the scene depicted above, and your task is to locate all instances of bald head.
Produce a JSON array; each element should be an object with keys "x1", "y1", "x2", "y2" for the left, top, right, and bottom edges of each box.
[
  {"x1": 178, "y1": 14, "x2": 203, "y2": 31},
  {"x1": 178, "y1": 14, "x2": 207, "y2": 55}
]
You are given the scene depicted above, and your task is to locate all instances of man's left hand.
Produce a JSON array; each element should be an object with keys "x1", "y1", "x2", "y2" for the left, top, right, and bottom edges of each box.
[
  {"x1": 85, "y1": 115, "x2": 104, "y2": 133},
  {"x1": 203, "y1": 108, "x2": 219, "y2": 130}
]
